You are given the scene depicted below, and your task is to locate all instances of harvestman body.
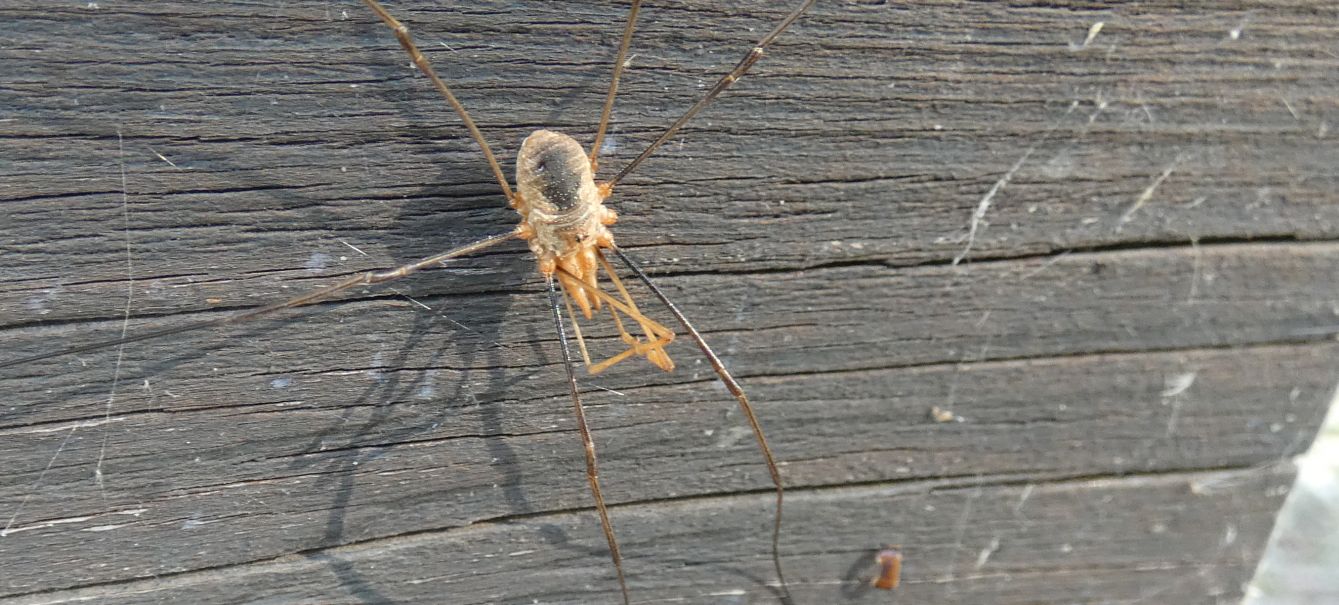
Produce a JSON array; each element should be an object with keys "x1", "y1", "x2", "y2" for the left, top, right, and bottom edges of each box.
[{"x1": 2, "y1": 0, "x2": 816, "y2": 601}]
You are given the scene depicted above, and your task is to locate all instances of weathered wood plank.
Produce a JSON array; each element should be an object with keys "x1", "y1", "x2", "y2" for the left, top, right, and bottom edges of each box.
[
  {"x1": 2, "y1": 1, "x2": 1336, "y2": 603},
  {"x1": 6, "y1": 242, "x2": 1338, "y2": 416},
  {"x1": 1, "y1": 338, "x2": 1329, "y2": 597},
  {"x1": 3, "y1": 464, "x2": 1297, "y2": 605}
]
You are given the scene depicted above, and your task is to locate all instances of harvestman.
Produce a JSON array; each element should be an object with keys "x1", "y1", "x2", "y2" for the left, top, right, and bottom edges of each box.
[{"x1": 1, "y1": 0, "x2": 816, "y2": 601}]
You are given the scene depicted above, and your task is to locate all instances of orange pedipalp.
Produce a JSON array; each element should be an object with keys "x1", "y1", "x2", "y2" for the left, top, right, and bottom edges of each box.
[{"x1": 554, "y1": 255, "x2": 674, "y2": 375}]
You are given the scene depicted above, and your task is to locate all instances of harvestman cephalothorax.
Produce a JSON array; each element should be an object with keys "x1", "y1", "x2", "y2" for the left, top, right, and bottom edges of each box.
[{"x1": 2, "y1": 0, "x2": 816, "y2": 601}]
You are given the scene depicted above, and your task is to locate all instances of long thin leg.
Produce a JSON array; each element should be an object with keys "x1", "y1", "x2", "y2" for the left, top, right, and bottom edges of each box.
[
  {"x1": 360, "y1": 0, "x2": 515, "y2": 202},
  {"x1": 589, "y1": 0, "x2": 643, "y2": 172},
  {"x1": 560, "y1": 292, "x2": 596, "y2": 367},
  {"x1": 545, "y1": 275, "x2": 632, "y2": 605},
  {"x1": 607, "y1": 0, "x2": 816, "y2": 188},
  {"x1": 1, "y1": 232, "x2": 519, "y2": 369},
  {"x1": 611, "y1": 247, "x2": 792, "y2": 601}
]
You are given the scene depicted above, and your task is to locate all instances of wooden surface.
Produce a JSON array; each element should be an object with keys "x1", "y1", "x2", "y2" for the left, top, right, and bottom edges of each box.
[{"x1": 2, "y1": 1, "x2": 1336, "y2": 603}]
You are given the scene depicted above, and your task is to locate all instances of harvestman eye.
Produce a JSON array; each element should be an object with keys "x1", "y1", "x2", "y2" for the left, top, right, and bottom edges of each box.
[{"x1": 1, "y1": 1, "x2": 817, "y2": 602}]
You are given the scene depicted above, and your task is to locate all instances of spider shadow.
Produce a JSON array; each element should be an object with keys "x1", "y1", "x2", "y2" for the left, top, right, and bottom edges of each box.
[
  {"x1": 284, "y1": 13, "x2": 635, "y2": 602},
  {"x1": 269, "y1": 75, "x2": 580, "y2": 604},
  {"x1": 294, "y1": 297, "x2": 547, "y2": 605},
  {"x1": 122, "y1": 10, "x2": 631, "y2": 600},
  {"x1": 275, "y1": 183, "x2": 541, "y2": 602}
]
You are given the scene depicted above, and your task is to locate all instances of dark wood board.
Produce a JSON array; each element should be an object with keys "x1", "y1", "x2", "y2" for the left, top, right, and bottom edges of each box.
[
  {"x1": 2, "y1": 1, "x2": 1336, "y2": 603},
  {"x1": 2, "y1": 464, "x2": 1299, "y2": 605}
]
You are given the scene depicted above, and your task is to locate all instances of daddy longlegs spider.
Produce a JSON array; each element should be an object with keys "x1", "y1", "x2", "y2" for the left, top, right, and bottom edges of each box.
[{"x1": 2, "y1": 0, "x2": 816, "y2": 602}]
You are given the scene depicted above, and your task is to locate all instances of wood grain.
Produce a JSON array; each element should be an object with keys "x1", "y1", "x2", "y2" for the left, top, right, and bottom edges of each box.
[
  {"x1": 2, "y1": 1, "x2": 1336, "y2": 603},
  {"x1": 2, "y1": 464, "x2": 1300, "y2": 604}
]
